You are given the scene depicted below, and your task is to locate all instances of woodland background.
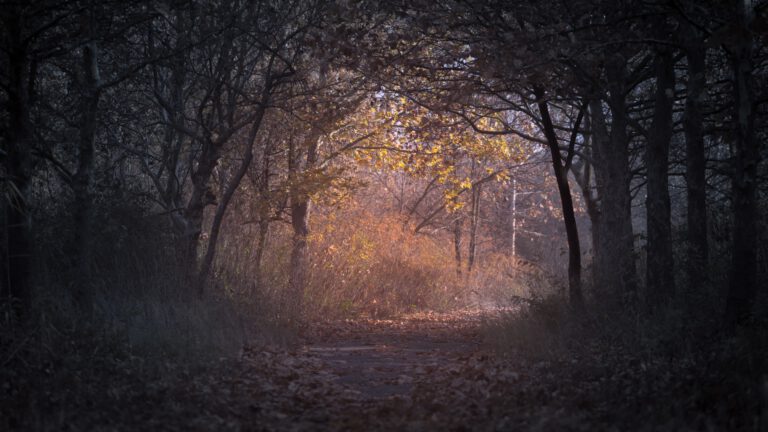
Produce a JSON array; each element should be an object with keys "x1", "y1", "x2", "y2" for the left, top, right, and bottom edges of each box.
[{"x1": 1, "y1": 0, "x2": 767, "y2": 430}]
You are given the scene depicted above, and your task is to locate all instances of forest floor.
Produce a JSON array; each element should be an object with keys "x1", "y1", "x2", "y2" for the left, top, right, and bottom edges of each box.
[{"x1": 3, "y1": 308, "x2": 763, "y2": 431}]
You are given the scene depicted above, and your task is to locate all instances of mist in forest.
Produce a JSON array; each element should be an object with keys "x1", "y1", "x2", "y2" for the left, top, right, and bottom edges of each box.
[{"x1": 1, "y1": 0, "x2": 767, "y2": 430}]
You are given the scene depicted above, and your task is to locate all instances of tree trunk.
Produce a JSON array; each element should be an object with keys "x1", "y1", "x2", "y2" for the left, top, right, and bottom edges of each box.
[
  {"x1": 587, "y1": 101, "x2": 611, "y2": 295},
  {"x1": 287, "y1": 134, "x2": 320, "y2": 315},
  {"x1": 253, "y1": 144, "x2": 273, "y2": 292},
  {"x1": 453, "y1": 217, "x2": 463, "y2": 276},
  {"x1": 467, "y1": 183, "x2": 481, "y2": 274},
  {"x1": 574, "y1": 163, "x2": 601, "y2": 290},
  {"x1": 2, "y1": 10, "x2": 34, "y2": 316},
  {"x1": 288, "y1": 197, "x2": 310, "y2": 314},
  {"x1": 585, "y1": 191, "x2": 601, "y2": 290},
  {"x1": 645, "y1": 43, "x2": 676, "y2": 307},
  {"x1": 164, "y1": 10, "x2": 188, "y2": 232},
  {"x1": 198, "y1": 105, "x2": 267, "y2": 289},
  {"x1": 591, "y1": 59, "x2": 638, "y2": 306},
  {"x1": 683, "y1": 33, "x2": 708, "y2": 296},
  {"x1": 72, "y1": 40, "x2": 101, "y2": 312},
  {"x1": 725, "y1": 0, "x2": 759, "y2": 326},
  {"x1": 533, "y1": 86, "x2": 583, "y2": 309},
  {"x1": 182, "y1": 139, "x2": 219, "y2": 269},
  {"x1": 571, "y1": 138, "x2": 601, "y2": 294},
  {"x1": 197, "y1": 141, "x2": 254, "y2": 290}
]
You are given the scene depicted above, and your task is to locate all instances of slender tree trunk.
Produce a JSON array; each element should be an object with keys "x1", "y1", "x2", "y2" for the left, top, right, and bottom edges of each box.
[
  {"x1": 72, "y1": 39, "x2": 101, "y2": 312},
  {"x1": 165, "y1": 11, "x2": 187, "y2": 228},
  {"x1": 511, "y1": 179, "x2": 518, "y2": 257},
  {"x1": 287, "y1": 134, "x2": 320, "y2": 315},
  {"x1": 533, "y1": 87, "x2": 583, "y2": 309},
  {"x1": 198, "y1": 105, "x2": 267, "y2": 289},
  {"x1": 178, "y1": 19, "x2": 242, "y2": 280},
  {"x1": 585, "y1": 192, "x2": 601, "y2": 290},
  {"x1": 645, "y1": 44, "x2": 676, "y2": 307},
  {"x1": 683, "y1": 34, "x2": 708, "y2": 295},
  {"x1": 2, "y1": 10, "x2": 34, "y2": 316},
  {"x1": 725, "y1": 0, "x2": 759, "y2": 326},
  {"x1": 572, "y1": 145, "x2": 601, "y2": 293},
  {"x1": 253, "y1": 146, "x2": 273, "y2": 292},
  {"x1": 587, "y1": 101, "x2": 611, "y2": 295},
  {"x1": 197, "y1": 150, "x2": 253, "y2": 291},
  {"x1": 574, "y1": 165, "x2": 601, "y2": 289},
  {"x1": 288, "y1": 198, "x2": 310, "y2": 313},
  {"x1": 453, "y1": 217, "x2": 463, "y2": 276},
  {"x1": 467, "y1": 183, "x2": 481, "y2": 274},
  {"x1": 182, "y1": 138, "x2": 219, "y2": 270}
]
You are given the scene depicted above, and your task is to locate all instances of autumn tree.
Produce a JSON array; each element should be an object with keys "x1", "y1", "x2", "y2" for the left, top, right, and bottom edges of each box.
[{"x1": 131, "y1": 0, "x2": 317, "y2": 291}]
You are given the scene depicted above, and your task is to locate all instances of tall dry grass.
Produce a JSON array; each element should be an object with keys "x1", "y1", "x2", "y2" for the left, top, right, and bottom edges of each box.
[
  {"x1": 302, "y1": 207, "x2": 464, "y2": 318},
  {"x1": 213, "y1": 196, "x2": 567, "y2": 322}
]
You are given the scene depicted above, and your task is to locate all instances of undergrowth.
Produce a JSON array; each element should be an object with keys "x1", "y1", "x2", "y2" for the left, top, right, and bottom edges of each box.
[
  {"x1": 214, "y1": 203, "x2": 487, "y2": 321},
  {"x1": 304, "y1": 209, "x2": 464, "y2": 319},
  {"x1": 482, "y1": 289, "x2": 768, "y2": 430},
  {"x1": 0, "y1": 201, "x2": 282, "y2": 430}
]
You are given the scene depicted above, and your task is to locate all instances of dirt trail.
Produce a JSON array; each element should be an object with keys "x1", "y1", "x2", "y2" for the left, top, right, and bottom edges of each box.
[
  {"x1": 9, "y1": 308, "x2": 744, "y2": 431},
  {"x1": 305, "y1": 312, "x2": 484, "y2": 402},
  {"x1": 5, "y1": 311, "x2": 495, "y2": 431}
]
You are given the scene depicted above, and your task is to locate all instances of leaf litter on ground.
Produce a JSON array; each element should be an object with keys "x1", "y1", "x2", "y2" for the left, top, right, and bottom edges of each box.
[{"x1": 3, "y1": 308, "x2": 763, "y2": 431}]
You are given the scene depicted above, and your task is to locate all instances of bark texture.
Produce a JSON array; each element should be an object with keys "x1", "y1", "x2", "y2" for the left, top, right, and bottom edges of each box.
[
  {"x1": 683, "y1": 34, "x2": 708, "y2": 295},
  {"x1": 453, "y1": 217, "x2": 463, "y2": 276},
  {"x1": 72, "y1": 39, "x2": 101, "y2": 312},
  {"x1": 1, "y1": 8, "x2": 35, "y2": 315},
  {"x1": 287, "y1": 133, "x2": 320, "y2": 315},
  {"x1": 467, "y1": 183, "x2": 481, "y2": 274},
  {"x1": 725, "y1": 0, "x2": 759, "y2": 326},
  {"x1": 534, "y1": 86, "x2": 583, "y2": 309},
  {"x1": 590, "y1": 59, "x2": 638, "y2": 305},
  {"x1": 198, "y1": 103, "x2": 268, "y2": 288},
  {"x1": 645, "y1": 43, "x2": 676, "y2": 306}
]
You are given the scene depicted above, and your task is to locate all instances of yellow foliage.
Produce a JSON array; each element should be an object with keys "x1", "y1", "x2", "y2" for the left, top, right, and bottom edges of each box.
[{"x1": 343, "y1": 93, "x2": 528, "y2": 211}]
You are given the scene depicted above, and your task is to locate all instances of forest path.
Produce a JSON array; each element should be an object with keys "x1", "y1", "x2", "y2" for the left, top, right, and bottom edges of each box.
[
  {"x1": 11, "y1": 307, "x2": 746, "y2": 431},
  {"x1": 303, "y1": 311, "x2": 484, "y2": 401},
  {"x1": 19, "y1": 310, "x2": 505, "y2": 431}
]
